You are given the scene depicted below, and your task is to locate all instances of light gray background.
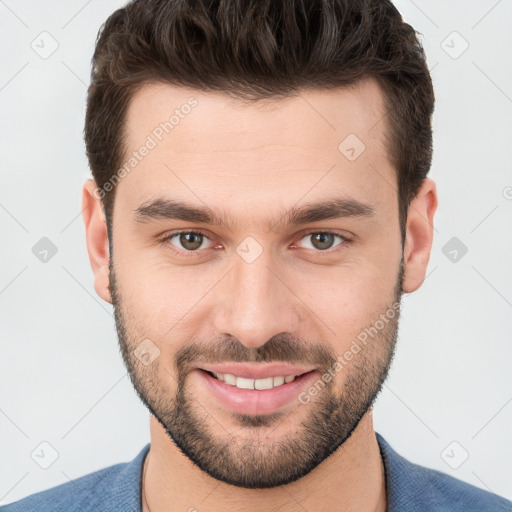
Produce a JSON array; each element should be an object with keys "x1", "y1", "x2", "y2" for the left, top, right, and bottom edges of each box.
[{"x1": 1, "y1": 0, "x2": 511, "y2": 506}]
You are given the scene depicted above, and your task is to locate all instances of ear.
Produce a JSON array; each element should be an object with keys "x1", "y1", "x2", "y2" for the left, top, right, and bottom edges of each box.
[
  {"x1": 402, "y1": 178, "x2": 438, "y2": 293},
  {"x1": 82, "y1": 179, "x2": 112, "y2": 304}
]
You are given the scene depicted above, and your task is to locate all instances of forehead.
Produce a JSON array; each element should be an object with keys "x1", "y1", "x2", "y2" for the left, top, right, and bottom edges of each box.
[{"x1": 116, "y1": 78, "x2": 396, "y2": 226}]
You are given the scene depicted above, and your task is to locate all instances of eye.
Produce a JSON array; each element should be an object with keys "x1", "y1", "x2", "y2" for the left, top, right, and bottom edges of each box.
[
  {"x1": 165, "y1": 230, "x2": 214, "y2": 253},
  {"x1": 161, "y1": 229, "x2": 349, "y2": 257},
  {"x1": 294, "y1": 231, "x2": 348, "y2": 252}
]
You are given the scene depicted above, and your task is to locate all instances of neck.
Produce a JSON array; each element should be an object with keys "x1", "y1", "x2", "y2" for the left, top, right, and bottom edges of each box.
[{"x1": 142, "y1": 411, "x2": 387, "y2": 512}]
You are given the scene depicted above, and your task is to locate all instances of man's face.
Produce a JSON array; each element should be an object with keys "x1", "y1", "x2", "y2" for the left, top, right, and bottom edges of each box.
[{"x1": 107, "y1": 78, "x2": 406, "y2": 488}]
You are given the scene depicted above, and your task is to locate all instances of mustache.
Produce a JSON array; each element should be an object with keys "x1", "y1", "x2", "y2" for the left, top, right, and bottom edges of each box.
[{"x1": 174, "y1": 334, "x2": 338, "y2": 375}]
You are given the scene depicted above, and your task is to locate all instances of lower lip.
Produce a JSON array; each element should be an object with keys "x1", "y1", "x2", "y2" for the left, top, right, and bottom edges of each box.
[{"x1": 194, "y1": 369, "x2": 320, "y2": 416}]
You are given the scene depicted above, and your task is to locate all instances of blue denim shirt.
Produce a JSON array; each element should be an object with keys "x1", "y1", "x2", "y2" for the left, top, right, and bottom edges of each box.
[{"x1": 2, "y1": 433, "x2": 511, "y2": 511}]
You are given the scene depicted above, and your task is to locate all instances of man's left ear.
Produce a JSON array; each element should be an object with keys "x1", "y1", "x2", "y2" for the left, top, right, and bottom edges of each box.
[{"x1": 402, "y1": 178, "x2": 438, "y2": 293}]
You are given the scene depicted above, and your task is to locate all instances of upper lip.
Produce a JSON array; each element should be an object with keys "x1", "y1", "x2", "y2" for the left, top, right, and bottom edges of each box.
[{"x1": 197, "y1": 363, "x2": 317, "y2": 380}]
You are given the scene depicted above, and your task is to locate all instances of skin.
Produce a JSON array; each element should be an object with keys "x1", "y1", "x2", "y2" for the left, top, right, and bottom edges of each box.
[{"x1": 82, "y1": 77, "x2": 437, "y2": 511}]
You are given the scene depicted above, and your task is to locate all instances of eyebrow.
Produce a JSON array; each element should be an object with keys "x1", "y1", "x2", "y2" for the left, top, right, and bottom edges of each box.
[{"x1": 133, "y1": 196, "x2": 375, "y2": 232}]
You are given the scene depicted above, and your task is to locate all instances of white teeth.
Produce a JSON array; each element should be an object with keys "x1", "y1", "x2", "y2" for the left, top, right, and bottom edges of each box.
[
  {"x1": 255, "y1": 377, "x2": 274, "y2": 390},
  {"x1": 273, "y1": 376, "x2": 285, "y2": 386},
  {"x1": 212, "y1": 372, "x2": 297, "y2": 389},
  {"x1": 223, "y1": 373, "x2": 236, "y2": 385},
  {"x1": 236, "y1": 377, "x2": 255, "y2": 390}
]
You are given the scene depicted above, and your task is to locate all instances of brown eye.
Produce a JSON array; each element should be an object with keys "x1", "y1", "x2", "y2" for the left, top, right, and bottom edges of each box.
[
  {"x1": 298, "y1": 232, "x2": 346, "y2": 251},
  {"x1": 170, "y1": 231, "x2": 208, "y2": 251}
]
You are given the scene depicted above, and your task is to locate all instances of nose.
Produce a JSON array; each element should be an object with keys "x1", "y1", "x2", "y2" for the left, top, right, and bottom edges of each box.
[{"x1": 212, "y1": 246, "x2": 302, "y2": 349}]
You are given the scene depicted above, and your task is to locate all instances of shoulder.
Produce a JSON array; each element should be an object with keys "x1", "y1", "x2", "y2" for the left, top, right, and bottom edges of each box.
[
  {"x1": 419, "y1": 465, "x2": 511, "y2": 512},
  {"x1": 376, "y1": 433, "x2": 512, "y2": 512},
  {"x1": 1, "y1": 464, "x2": 123, "y2": 512},
  {"x1": 1, "y1": 444, "x2": 150, "y2": 512}
]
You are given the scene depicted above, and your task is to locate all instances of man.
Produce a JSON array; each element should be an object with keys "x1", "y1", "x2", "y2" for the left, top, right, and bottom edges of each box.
[{"x1": 3, "y1": 0, "x2": 511, "y2": 511}]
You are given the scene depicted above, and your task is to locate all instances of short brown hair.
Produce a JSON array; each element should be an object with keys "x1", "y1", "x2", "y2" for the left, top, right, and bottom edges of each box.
[{"x1": 84, "y1": 0, "x2": 434, "y2": 243}]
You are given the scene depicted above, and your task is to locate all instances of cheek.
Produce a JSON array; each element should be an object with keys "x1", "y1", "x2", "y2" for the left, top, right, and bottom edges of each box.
[
  {"x1": 115, "y1": 257, "x2": 216, "y2": 353},
  {"x1": 292, "y1": 263, "x2": 398, "y2": 348}
]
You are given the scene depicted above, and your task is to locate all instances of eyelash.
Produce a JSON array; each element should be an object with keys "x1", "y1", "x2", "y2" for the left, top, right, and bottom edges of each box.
[{"x1": 159, "y1": 229, "x2": 351, "y2": 258}]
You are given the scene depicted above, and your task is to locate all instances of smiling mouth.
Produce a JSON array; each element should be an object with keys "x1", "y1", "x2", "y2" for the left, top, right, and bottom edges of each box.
[{"x1": 199, "y1": 369, "x2": 315, "y2": 390}]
